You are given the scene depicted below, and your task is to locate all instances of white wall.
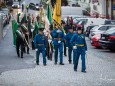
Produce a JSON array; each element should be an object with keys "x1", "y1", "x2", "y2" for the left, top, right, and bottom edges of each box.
[{"x1": 90, "y1": 0, "x2": 106, "y2": 18}]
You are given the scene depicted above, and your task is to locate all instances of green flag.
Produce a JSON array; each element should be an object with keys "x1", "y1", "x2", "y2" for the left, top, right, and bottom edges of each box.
[
  {"x1": 47, "y1": 4, "x2": 53, "y2": 24},
  {"x1": 33, "y1": 21, "x2": 39, "y2": 39},
  {"x1": 12, "y1": 19, "x2": 18, "y2": 46},
  {"x1": 20, "y1": 13, "x2": 26, "y2": 24},
  {"x1": 17, "y1": 13, "x2": 20, "y2": 23}
]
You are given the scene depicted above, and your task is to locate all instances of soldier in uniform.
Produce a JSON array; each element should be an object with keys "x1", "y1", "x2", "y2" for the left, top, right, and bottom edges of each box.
[
  {"x1": 65, "y1": 26, "x2": 74, "y2": 64},
  {"x1": 70, "y1": 27, "x2": 87, "y2": 73},
  {"x1": 16, "y1": 25, "x2": 24, "y2": 58},
  {"x1": 34, "y1": 28, "x2": 47, "y2": 66},
  {"x1": 52, "y1": 26, "x2": 65, "y2": 65}
]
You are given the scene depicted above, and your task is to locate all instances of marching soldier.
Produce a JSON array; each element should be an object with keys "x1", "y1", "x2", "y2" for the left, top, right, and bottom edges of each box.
[
  {"x1": 22, "y1": 4, "x2": 24, "y2": 12},
  {"x1": 61, "y1": 21, "x2": 67, "y2": 56},
  {"x1": 70, "y1": 27, "x2": 87, "y2": 73},
  {"x1": 52, "y1": 26, "x2": 65, "y2": 65},
  {"x1": 34, "y1": 28, "x2": 47, "y2": 66},
  {"x1": 26, "y1": 5, "x2": 29, "y2": 13},
  {"x1": 65, "y1": 26, "x2": 74, "y2": 64},
  {"x1": 21, "y1": 20, "x2": 30, "y2": 54},
  {"x1": 16, "y1": 25, "x2": 24, "y2": 58}
]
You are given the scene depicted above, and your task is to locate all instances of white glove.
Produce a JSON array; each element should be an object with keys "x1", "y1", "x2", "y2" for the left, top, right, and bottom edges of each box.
[
  {"x1": 58, "y1": 41, "x2": 61, "y2": 43},
  {"x1": 48, "y1": 39, "x2": 52, "y2": 43},
  {"x1": 73, "y1": 46, "x2": 77, "y2": 49},
  {"x1": 35, "y1": 49, "x2": 38, "y2": 51},
  {"x1": 57, "y1": 30, "x2": 61, "y2": 33}
]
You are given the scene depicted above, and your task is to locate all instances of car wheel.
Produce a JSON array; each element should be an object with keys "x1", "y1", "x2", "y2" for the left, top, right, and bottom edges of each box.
[
  {"x1": 109, "y1": 48, "x2": 115, "y2": 52},
  {"x1": 95, "y1": 46, "x2": 102, "y2": 49}
]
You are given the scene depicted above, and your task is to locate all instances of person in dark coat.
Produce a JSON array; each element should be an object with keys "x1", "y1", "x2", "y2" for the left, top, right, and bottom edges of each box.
[{"x1": 16, "y1": 25, "x2": 24, "y2": 58}]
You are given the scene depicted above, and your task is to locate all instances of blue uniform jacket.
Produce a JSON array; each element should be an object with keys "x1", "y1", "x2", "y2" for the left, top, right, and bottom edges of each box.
[
  {"x1": 52, "y1": 28, "x2": 65, "y2": 45},
  {"x1": 34, "y1": 33, "x2": 46, "y2": 50},
  {"x1": 70, "y1": 33, "x2": 87, "y2": 51},
  {"x1": 65, "y1": 32, "x2": 75, "y2": 47}
]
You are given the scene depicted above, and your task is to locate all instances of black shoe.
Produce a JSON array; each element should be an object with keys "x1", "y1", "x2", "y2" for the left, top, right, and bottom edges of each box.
[
  {"x1": 64, "y1": 54, "x2": 67, "y2": 56},
  {"x1": 27, "y1": 52, "x2": 30, "y2": 54},
  {"x1": 59, "y1": 63, "x2": 64, "y2": 65},
  {"x1": 74, "y1": 69, "x2": 77, "y2": 72},
  {"x1": 17, "y1": 54, "x2": 20, "y2": 57},
  {"x1": 54, "y1": 62, "x2": 57, "y2": 65},
  {"x1": 43, "y1": 64, "x2": 47, "y2": 66},
  {"x1": 69, "y1": 61, "x2": 72, "y2": 64},
  {"x1": 81, "y1": 70, "x2": 87, "y2": 73},
  {"x1": 21, "y1": 56, "x2": 23, "y2": 58},
  {"x1": 36, "y1": 63, "x2": 39, "y2": 65}
]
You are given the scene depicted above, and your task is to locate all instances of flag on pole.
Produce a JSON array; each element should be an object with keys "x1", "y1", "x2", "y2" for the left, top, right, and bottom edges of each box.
[
  {"x1": 53, "y1": 0, "x2": 61, "y2": 28},
  {"x1": 20, "y1": 13, "x2": 26, "y2": 24},
  {"x1": 12, "y1": 19, "x2": 18, "y2": 46},
  {"x1": 47, "y1": 3, "x2": 53, "y2": 24}
]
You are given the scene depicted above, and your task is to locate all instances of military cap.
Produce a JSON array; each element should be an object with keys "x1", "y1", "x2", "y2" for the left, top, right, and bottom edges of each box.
[
  {"x1": 18, "y1": 25, "x2": 21, "y2": 28},
  {"x1": 38, "y1": 27, "x2": 44, "y2": 31},
  {"x1": 77, "y1": 27, "x2": 82, "y2": 31}
]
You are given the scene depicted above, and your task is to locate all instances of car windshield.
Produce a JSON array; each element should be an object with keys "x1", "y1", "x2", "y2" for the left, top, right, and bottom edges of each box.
[
  {"x1": 30, "y1": 3, "x2": 35, "y2": 6},
  {"x1": 91, "y1": 26, "x2": 99, "y2": 30},
  {"x1": 13, "y1": 2, "x2": 19, "y2": 4},
  {"x1": 105, "y1": 28, "x2": 115, "y2": 34}
]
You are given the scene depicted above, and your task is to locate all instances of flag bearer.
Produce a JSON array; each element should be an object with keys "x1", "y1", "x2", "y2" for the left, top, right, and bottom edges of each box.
[
  {"x1": 70, "y1": 27, "x2": 87, "y2": 73},
  {"x1": 16, "y1": 25, "x2": 24, "y2": 58},
  {"x1": 34, "y1": 28, "x2": 47, "y2": 66}
]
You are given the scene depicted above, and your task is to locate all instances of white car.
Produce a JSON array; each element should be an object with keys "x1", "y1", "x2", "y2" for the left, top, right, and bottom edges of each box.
[
  {"x1": 73, "y1": 18, "x2": 107, "y2": 32},
  {"x1": 89, "y1": 25, "x2": 115, "y2": 39},
  {"x1": 12, "y1": 2, "x2": 20, "y2": 9}
]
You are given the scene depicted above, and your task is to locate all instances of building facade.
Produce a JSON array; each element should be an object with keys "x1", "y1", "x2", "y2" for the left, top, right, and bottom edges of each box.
[{"x1": 78, "y1": 0, "x2": 115, "y2": 20}]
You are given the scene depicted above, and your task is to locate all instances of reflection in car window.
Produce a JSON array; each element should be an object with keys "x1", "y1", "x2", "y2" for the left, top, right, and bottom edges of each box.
[
  {"x1": 92, "y1": 26, "x2": 99, "y2": 30},
  {"x1": 105, "y1": 28, "x2": 115, "y2": 34},
  {"x1": 98, "y1": 26, "x2": 108, "y2": 31}
]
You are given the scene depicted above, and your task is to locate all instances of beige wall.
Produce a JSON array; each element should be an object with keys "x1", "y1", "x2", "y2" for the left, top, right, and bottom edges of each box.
[{"x1": 112, "y1": 0, "x2": 115, "y2": 19}]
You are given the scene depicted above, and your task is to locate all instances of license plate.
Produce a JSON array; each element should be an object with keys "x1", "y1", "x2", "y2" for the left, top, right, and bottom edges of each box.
[{"x1": 101, "y1": 37, "x2": 105, "y2": 39}]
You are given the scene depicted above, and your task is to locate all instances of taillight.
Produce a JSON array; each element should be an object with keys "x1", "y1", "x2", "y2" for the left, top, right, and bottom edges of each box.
[{"x1": 108, "y1": 36, "x2": 115, "y2": 40}]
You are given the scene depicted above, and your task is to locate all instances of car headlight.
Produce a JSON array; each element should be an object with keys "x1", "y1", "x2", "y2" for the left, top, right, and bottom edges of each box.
[{"x1": 36, "y1": 7, "x2": 39, "y2": 8}]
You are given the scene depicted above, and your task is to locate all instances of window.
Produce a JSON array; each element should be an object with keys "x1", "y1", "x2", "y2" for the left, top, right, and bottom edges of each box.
[{"x1": 98, "y1": 26, "x2": 108, "y2": 31}]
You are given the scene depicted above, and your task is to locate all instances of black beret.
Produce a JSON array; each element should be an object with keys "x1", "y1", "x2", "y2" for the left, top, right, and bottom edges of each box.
[{"x1": 77, "y1": 27, "x2": 82, "y2": 31}]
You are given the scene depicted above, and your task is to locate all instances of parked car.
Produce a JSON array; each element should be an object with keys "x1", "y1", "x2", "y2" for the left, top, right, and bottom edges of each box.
[
  {"x1": 89, "y1": 25, "x2": 115, "y2": 39},
  {"x1": 12, "y1": 2, "x2": 20, "y2": 9},
  {"x1": 91, "y1": 34, "x2": 101, "y2": 48},
  {"x1": 99, "y1": 28, "x2": 115, "y2": 51},
  {"x1": 29, "y1": 3, "x2": 35, "y2": 10},
  {"x1": 85, "y1": 25, "x2": 98, "y2": 37},
  {"x1": 1, "y1": 8, "x2": 10, "y2": 24},
  {"x1": 74, "y1": 18, "x2": 107, "y2": 32},
  {"x1": 35, "y1": 4, "x2": 40, "y2": 10},
  {"x1": 0, "y1": 12, "x2": 7, "y2": 27},
  {"x1": 104, "y1": 20, "x2": 115, "y2": 25}
]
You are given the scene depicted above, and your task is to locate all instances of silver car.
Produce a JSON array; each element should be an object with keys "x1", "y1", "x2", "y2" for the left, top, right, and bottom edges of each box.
[{"x1": 89, "y1": 25, "x2": 115, "y2": 39}]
